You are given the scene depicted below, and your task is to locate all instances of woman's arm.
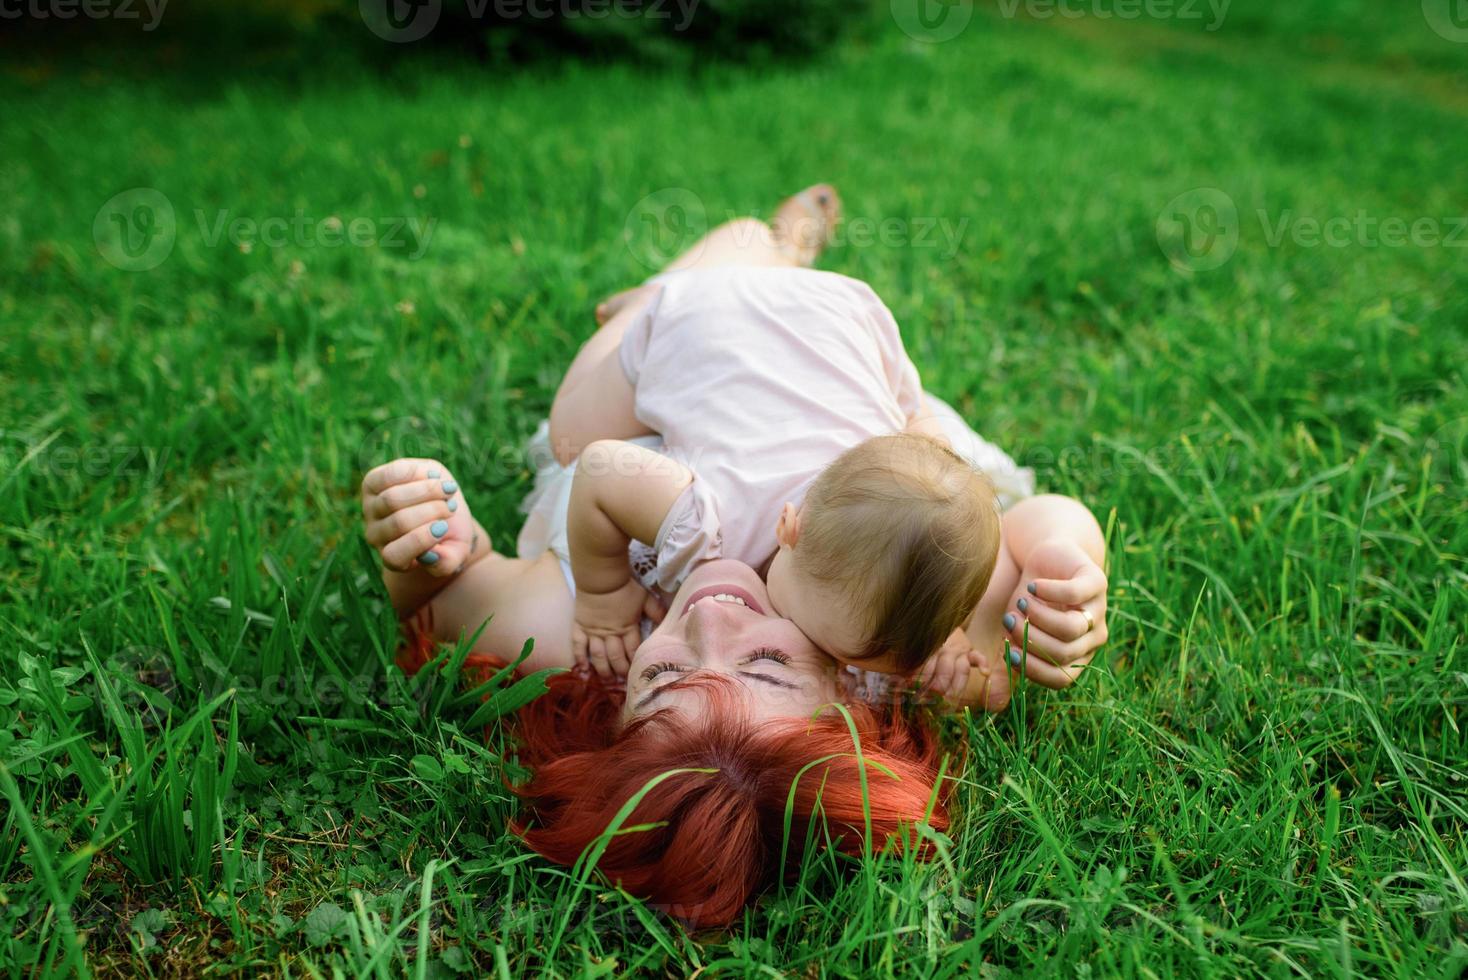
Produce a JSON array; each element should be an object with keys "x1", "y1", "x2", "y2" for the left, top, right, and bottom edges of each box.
[
  {"x1": 1000, "y1": 494, "x2": 1105, "y2": 572},
  {"x1": 362, "y1": 456, "x2": 575, "y2": 675},
  {"x1": 956, "y1": 494, "x2": 1109, "y2": 705}
]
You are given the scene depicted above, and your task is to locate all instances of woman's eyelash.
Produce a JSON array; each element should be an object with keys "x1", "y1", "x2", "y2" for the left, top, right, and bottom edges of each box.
[
  {"x1": 640, "y1": 662, "x2": 687, "y2": 682},
  {"x1": 747, "y1": 647, "x2": 790, "y2": 665}
]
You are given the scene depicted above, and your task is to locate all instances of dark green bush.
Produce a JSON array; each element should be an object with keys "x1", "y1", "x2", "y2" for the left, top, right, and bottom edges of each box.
[{"x1": 171, "y1": 0, "x2": 874, "y2": 65}]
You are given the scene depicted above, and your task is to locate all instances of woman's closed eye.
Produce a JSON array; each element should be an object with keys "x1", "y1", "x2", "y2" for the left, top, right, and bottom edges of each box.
[
  {"x1": 639, "y1": 661, "x2": 689, "y2": 682},
  {"x1": 743, "y1": 647, "x2": 790, "y2": 666}
]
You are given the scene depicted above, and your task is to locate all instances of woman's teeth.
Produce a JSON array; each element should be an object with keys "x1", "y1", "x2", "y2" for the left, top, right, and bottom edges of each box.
[{"x1": 697, "y1": 593, "x2": 748, "y2": 607}]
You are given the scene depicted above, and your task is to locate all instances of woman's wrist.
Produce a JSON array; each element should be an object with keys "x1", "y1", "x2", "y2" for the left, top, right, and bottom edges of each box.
[{"x1": 384, "y1": 519, "x2": 494, "y2": 617}]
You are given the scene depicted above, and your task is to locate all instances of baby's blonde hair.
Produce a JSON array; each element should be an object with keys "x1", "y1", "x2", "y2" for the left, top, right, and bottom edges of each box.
[{"x1": 797, "y1": 433, "x2": 1001, "y2": 672}]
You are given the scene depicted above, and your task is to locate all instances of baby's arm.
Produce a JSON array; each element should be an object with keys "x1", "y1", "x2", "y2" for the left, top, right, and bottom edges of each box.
[
  {"x1": 568, "y1": 439, "x2": 694, "y2": 678},
  {"x1": 549, "y1": 287, "x2": 660, "y2": 466}
]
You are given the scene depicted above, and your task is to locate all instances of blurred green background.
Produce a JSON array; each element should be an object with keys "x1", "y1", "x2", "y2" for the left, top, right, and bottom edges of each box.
[{"x1": 2, "y1": 1, "x2": 1466, "y2": 976}]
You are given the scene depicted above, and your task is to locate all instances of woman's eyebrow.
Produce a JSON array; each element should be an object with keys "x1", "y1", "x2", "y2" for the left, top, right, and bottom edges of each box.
[
  {"x1": 635, "y1": 685, "x2": 675, "y2": 711},
  {"x1": 634, "y1": 671, "x2": 797, "y2": 711}
]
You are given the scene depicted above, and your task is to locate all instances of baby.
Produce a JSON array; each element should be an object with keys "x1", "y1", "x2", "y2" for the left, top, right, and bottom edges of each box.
[{"x1": 551, "y1": 262, "x2": 1002, "y2": 681}]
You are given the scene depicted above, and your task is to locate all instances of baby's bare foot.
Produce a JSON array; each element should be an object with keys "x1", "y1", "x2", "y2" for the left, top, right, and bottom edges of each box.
[
  {"x1": 770, "y1": 183, "x2": 842, "y2": 266},
  {"x1": 594, "y1": 283, "x2": 657, "y2": 327}
]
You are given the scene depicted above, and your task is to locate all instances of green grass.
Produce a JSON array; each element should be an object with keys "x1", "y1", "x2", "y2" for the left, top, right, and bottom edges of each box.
[{"x1": 3, "y1": 2, "x2": 1467, "y2": 975}]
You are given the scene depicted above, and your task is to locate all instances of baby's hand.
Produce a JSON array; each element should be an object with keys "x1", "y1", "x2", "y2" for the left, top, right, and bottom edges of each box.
[
  {"x1": 915, "y1": 628, "x2": 975, "y2": 706},
  {"x1": 572, "y1": 578, "x2": 658, "y2": 680},
  {"x1": 361, "y1": 458, "x2": 476, "y2": 577}
]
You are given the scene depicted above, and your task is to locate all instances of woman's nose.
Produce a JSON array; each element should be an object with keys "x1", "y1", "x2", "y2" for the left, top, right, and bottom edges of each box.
[{"x1": 683, "y1": 597, "x2": 745, "y2": 658}]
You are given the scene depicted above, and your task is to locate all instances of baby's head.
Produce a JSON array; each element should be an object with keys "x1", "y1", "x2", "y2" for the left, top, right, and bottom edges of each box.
[{"x1": 765, "y1": 433, "x2": 1001, "y2": 674}]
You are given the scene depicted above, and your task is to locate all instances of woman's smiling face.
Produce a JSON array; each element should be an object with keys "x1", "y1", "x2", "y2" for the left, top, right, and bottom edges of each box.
[{"x1": 622, "y1": 559, "x2": 841, "y2": 725}]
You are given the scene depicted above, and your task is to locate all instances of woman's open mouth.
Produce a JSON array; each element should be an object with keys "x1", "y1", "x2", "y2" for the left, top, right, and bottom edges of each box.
[{"x1": 681, "y1": 584, "x2": 765, "y2": 617}]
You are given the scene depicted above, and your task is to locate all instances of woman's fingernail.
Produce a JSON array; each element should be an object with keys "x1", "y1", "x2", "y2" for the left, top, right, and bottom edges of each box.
[
  {"x1": 1017, "y1": 597, "x2": 1029, "y2": 613},
  {"x1": 1027, "y1": 582, "x2": 1038, "y2": 595},
  {"x1": 427, "y1": 468, "x2": 440, "y2": 478},
  {"x1": 1007, "y1": 649, "x2": 1021, "y2": 667},
  {"x1": 430, "y1": 520, "x2": 448, "y2": 538},
  {"x1": 447, "y1": 498, "x2": 458, "y2": 512},
  {"x1": 442, "y1": 480, "x2": 458, "y2": 494},
  {"x1": 419, "y1": 550, "x2": 440, "y2": 565},
  {"x1": 1002, "y1": 613, "x2": 1017, "y2": 630}
]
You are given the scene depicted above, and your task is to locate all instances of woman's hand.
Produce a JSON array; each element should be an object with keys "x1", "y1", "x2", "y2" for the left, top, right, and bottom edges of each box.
[
  {"x1": 362, "y1": 458, "x2": 477, "y2": 577},
  {"x1": 572, "y1": 577, "x2": 659, "y2": 680},
  {"x1": 1003, "y1": 536, "x2": 1109, "y2": 688}
]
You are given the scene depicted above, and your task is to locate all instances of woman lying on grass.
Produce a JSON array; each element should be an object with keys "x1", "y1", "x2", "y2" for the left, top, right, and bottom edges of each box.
[{"x1": 361, "y1": 185, "x2": 1110, "y2": 926}]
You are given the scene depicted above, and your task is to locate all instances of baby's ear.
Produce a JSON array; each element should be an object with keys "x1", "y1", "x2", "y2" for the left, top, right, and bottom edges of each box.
[{"x1": 775, "y1": 502, "x2": 802, "y2": 549}]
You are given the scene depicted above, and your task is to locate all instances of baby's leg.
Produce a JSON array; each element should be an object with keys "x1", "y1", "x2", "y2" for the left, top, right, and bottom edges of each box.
[
  {"x1": 549, "y1": 296, "x2": 655, "y2": 465},
  {"x1": 556, "y1": 184, "x2": 846, "y2": 463},
  {"x1": 594, "y1": 184, "x2": 842, "y2": 324},
  {"x1": 664, "y1": 184, "x2": 841, "y2": 272}
]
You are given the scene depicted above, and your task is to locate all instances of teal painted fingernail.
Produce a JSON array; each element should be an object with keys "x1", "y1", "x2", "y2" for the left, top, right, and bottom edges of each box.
[
  {"x1": 427, "y1": 468, "x2": 440, "y2": 478},
  {"x1": 430, "y1": 520, "x2": 448, "y2": 538},
  {"x1": 1007, "y1": 649, "x2": 1021, "y2": 666},
  {"x1": 442, "y1": 480, "x2": 457, "y2": 494},
  {"x1": 1017, "y1": 597, "x2": 1029, "y2": 613},
  {"x1": 419, "y1": 550, "x2": 440, "y2": 565},
  {"x1": 447, "y1": 498, "x2": 458, "y2": 512},
  {"x1": 1003, "y1": 613, "x2": 1017, "y2": 630},
  {"x1": 1027, "y1": 582, "x2": 1038, "y2": 595}
]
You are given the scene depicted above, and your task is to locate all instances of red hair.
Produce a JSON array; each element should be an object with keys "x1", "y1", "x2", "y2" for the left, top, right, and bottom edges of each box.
[{"x1": 398, "y1": 615, "x2": 951, "y2": 929}]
